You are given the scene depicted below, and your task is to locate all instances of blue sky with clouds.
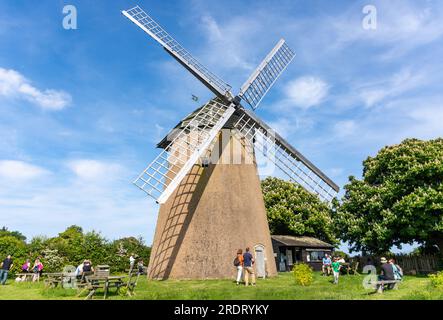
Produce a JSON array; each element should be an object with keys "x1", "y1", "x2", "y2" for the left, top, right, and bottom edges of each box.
[{"x1": 1, "y1": 0, "x2": 442, "y2": 252}]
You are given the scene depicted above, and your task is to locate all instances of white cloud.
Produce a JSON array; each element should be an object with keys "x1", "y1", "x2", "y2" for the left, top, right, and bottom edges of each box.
[
  {"x1": 331, "y1": 1, "x2": 443, "y2": 59},
  {"x1": 0, "y1": 67, "x2": 71, "y2": 110},
  {"x1": 333, "y1": 120, "x2": 357, "y2": 138},
  {"x1": 0, "y1": 160, "x2": 49, "y2": 181},
  {"x1": 199, "y1": 14, "x2": 258, "y2": 72},
  {"x1": 67, "y1": 159, "x2": 122, "y2": 181},
  {"x1": 357, "y1": 68, "x2": 426, "y2": 107},
  {"x1": 283, "y1": 76, "x2": 329, "y2": 108}
]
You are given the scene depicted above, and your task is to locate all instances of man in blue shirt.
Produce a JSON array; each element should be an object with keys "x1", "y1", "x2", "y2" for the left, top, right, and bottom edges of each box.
[
  {"x1": 322, "y1": 254, "x2": 332, "y2": 276},
  {"x1": 243, "y1": 247, "x2": 256, "y2": 286},
  {"x1": 1, "y1": 255, "x2": 13, "y2": 285}
]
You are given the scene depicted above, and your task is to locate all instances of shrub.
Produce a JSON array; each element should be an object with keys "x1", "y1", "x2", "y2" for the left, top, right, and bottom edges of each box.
[
  {"x1": 293, "y1": 263, "x2": 313, "y2": 286},
  {"x1": 429, "y1": 271, "x2": 443, "y2": 289}
]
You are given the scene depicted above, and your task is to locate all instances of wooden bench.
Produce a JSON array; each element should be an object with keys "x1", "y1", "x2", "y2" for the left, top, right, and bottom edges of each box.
[
  {"x1": 16, "y1": 273, "x2": 35, "y2": 282},
  {"x1": 44, "y1": 273, "x2": 65, "y2": 288},
  {"x1": 374, "y1": 279, "x2": 401, "y2": 293}
]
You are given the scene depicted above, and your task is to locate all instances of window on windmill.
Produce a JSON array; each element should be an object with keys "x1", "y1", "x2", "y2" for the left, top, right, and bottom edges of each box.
[{"x1": 201, "y1": 157, "x2": 210, "y2": 167}]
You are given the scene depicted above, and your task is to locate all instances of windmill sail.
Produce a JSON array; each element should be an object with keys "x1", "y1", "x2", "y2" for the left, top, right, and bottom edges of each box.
[
  {"x1": 238, "y1": 39, "x2": 295, "y2": 110},
  {"x1": 234, "y1": 108, "x2": 339, "y2": 202},
  {"x1": 122, "y1": 6, "x2": 233, "y2": 101},
  {"x1": 134, "y1": 99, "x2": 235, "y2": 204}
]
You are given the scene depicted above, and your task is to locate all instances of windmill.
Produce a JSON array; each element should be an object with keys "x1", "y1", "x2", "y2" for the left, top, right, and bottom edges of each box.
[{"x1": 122, "y1": 5, "x2": 339, "y2": 279}]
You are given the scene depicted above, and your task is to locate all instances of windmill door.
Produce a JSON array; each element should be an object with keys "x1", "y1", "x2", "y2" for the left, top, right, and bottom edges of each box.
[{"x1": 255, "y1": 245, "x2": 266, "y2": 278}]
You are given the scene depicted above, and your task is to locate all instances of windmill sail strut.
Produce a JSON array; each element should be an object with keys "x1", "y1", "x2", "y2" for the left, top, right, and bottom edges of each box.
[{"x1": 123, "y1": 5, "x2": 339, "y2": 204}]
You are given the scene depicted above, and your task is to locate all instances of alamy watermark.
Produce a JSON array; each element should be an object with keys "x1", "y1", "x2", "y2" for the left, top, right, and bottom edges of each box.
[
  {"x1": 362, "y1": 4, "x2": 377, "y2": 30},
  {"x1": 63, "y1": 5, "x2": 77, "y2": 30}
]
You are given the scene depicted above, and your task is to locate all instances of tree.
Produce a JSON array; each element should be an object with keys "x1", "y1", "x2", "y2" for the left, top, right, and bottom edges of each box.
[
  {"x1": 261, "y1": 177, "x2": 337, "y2": 245},
  {"x1": 0, "y1": 226, "x2": 26, "y2": 241},
  {"x1": 335, "y1": 138, "x2": 443, "y2": 254}
]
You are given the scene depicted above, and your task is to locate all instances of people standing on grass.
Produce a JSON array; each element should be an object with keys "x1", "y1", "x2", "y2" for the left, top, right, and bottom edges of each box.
[
  {"x1": 0, "y1": 255, "x2": 13, "y2": 285},
  {"x1": 331, "y1": 257, "x2": 341, "y2": 284},
  {"x1": 243, "y1": 247, "x2": 256, "y2": 286},
  {"x1": 234, "y1": 249, "x2": 244, "y2": 285}
]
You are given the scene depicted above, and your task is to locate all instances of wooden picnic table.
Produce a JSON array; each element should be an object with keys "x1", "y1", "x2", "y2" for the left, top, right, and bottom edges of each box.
[
  {"x1": 16, "y1": 273, "x2": 35, "y2": 282},
  {"x1": 43, "y1": 272, "x2": 67, "y2": 288},
  {"x1": 80, "y1": 275, "x2": 127, "y2": 300}
]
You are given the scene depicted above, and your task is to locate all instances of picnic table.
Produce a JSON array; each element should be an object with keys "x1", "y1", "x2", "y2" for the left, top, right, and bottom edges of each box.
[
  {"x1": 44, "y1": 272, "x2": 68, "y2": 288},
  {"x1": 16, "y1": 273, "x2": 35, "y2": 282},
  {"x1": 79, "y1": 275, "x2": 127, "y2": 300}
]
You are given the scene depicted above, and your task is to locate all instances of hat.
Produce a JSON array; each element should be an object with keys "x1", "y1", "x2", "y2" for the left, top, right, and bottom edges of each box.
[{"x1": 380, "y1": 257, "x2": 387, "y2": 263}]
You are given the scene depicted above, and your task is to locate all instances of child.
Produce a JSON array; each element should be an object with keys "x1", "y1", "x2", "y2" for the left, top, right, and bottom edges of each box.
[{"x1": 331, "y1": 257, "x2": 341, "y2": 284}]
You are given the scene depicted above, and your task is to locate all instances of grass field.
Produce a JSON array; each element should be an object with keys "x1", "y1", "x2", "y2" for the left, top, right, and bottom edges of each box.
[{"x1": 0, "y1": 272, "x2": 442, "y2": 300}]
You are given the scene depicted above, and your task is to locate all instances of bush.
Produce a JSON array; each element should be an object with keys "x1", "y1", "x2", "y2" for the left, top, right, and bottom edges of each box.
[
  {"x1": 293, "y1": 263, "x2": 314, "y2": 286},
  {"x1": 429, "y1": 271, "x2": 443, "y2": 289}
]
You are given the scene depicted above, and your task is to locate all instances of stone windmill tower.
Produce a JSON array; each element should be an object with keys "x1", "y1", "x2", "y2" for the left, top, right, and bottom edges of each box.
[{"x1": 122, "y1": 5, "x2": 339, "y2": 280}]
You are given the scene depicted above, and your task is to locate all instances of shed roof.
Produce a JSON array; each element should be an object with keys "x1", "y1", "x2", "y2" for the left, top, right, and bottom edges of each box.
[{"x1": 271, "y1": 235, "x2": 334, "y2": 248}]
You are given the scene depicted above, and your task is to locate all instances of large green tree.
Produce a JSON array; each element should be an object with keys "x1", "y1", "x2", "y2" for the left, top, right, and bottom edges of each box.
[
  {"x1": 261, "y1": 177, "x2": 337, "y2": 245},
  {"x1": 335, "y1": 138, "x2": 443, "y2": 254}
]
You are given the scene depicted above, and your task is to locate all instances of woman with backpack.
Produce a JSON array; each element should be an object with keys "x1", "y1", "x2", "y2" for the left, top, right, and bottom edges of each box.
[{"x1": 234, "y1": 249, "x2": 244, "y2": 285}]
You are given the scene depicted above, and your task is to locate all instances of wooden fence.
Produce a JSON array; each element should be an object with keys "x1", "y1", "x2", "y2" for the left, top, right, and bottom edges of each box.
[{"x1": 356, "y1": 254, "x2": 441, "y2": 275}]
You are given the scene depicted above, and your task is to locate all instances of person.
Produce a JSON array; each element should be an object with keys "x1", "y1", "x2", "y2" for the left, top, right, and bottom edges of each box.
[
  {"x1": 234, "y1": 249, "x2": 244, "y2": 285},
  {"x1": 0, "y1": 255, "x2": 13, "y2": 285},
  {"x1": 82, "y1": 259, "x2": 94, "y2": 274},
  {"x1": 331, "y1": 257, "x2": 341, "y2": 284},
  {"x1": 389, "y1": 258, "x2": 403, "y2": 281},
  {"x1": 378, "y1": 257, "x2": 395, "y2": 290},
  {"x1": 21, "y1": 259, "x2": 31, "y2": 281},
  {"x1": 322, "y1": 254, "x2": 332, "y2": 276},
  {"x1": 137, "y1": 259, "x2": 145, "y2": 275},
  {"x1": 243, "y1": 247, "x2": 256, "y2": 286},
  {"x1": 75, "y1": 261, "x2": 84, "y2": 279},
  {"x1": 379, "y1": 257, "x2": 395, "y2": 281},
  {"x1": 32, "y1": 258, "x2": 43, "y2": 282},
  {"x1": 21, "y1": 259, "x2": 31, "y2": 272},
  {"x1": 129, "y1": 254, "x2": 136, "y2": 272}
]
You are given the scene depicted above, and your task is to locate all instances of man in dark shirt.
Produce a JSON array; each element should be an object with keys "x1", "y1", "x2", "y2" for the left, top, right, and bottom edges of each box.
[
  {"x1": 243, "y1": 247, "x2": 256, "y2": 286},
  {"x1": 379, "y1": 257, "x2": 395, "y2": 280},
  {"x1": 0, "y1": 255, "x2": 13, "y2": 285}
]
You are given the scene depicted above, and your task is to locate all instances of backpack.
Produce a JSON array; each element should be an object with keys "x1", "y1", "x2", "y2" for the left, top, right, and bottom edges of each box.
[{"x1": 233, "y1": 257, "x2": 240, "y2": 267}]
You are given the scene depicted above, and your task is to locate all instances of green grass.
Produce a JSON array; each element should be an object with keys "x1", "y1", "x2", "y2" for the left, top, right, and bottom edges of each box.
[{"x1": 1, "y1": 272, "x2": 442, "y2": 300}]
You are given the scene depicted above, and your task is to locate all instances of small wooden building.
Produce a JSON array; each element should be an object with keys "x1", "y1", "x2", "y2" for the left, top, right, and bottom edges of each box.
[{"x1": 271, "y1": 235, "x2": 334, "y2": 271}]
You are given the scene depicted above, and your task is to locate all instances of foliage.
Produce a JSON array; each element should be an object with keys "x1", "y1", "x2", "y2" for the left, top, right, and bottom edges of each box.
[
  {"x1": 0, "y1": 225, "x2": 151, "y2": 274},
  {"x1": 261, "y1": 177, "x2": 337, "y2": 245},
  {"x1": 40, "y1": 248, "x2": 65, "y2": 273},
  {"x1": 429, "y1": 272, "x2": 443, "y2": 289},
  {"x1": 293, "y1": 263, "x2": 314, "y2": 286},
  {"x1": 334, "y1": 138, "x2": 443, "y2": 254},
  {"x1": 332, "y1": 251, "x2": 349, "y2": 260},
  {"x1": 0, "y1": 226, "x2": 26, "y2": 241}
]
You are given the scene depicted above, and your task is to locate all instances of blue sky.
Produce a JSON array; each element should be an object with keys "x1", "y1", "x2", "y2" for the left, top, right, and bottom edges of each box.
[{"x1": 1, "y1": 1, "x2": 442, "y2": 253}]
